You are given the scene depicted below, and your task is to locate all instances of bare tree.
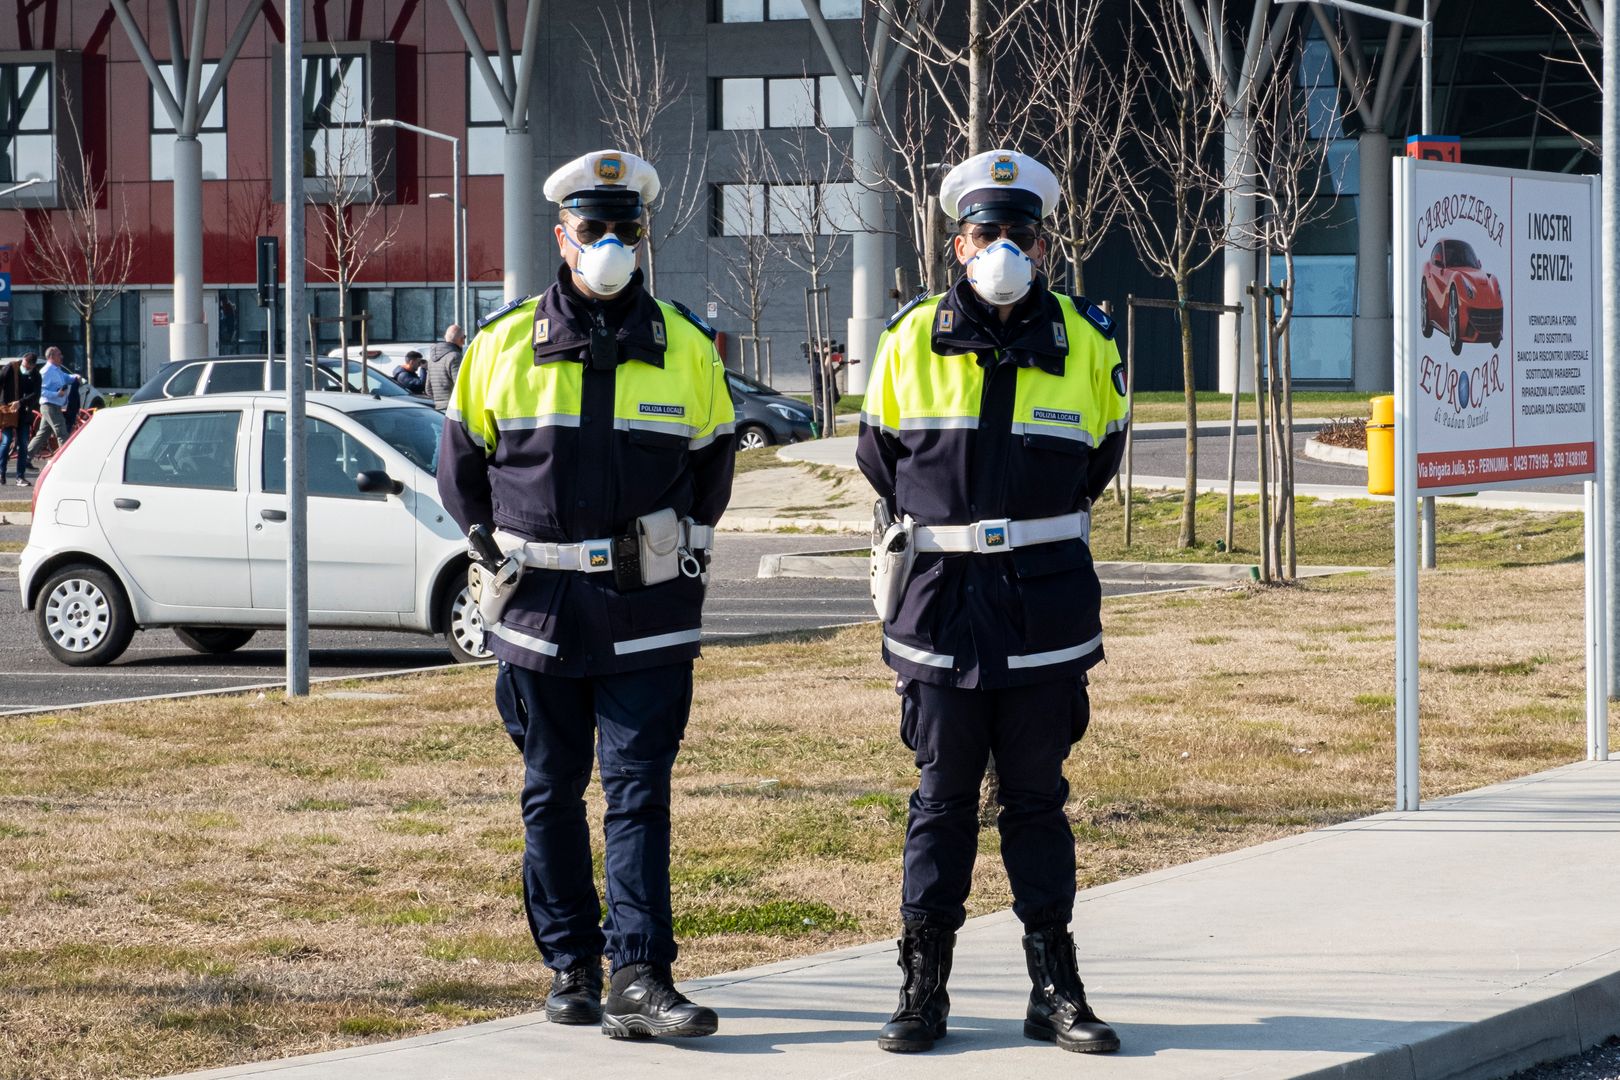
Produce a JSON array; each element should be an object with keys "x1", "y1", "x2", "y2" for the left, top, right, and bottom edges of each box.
[
  {"x1": 709, "y1": 129, "x2": 781, "y2": 379},
  {"x1": 870, "y1": 56, "x2": 964, "y2": 292},
  {"x1": 23, "y1": 86, "x2": 135, "y2": 390},
  {"x1": 1011, "y1": 2, "x2": 1137, "y2": 295},
  {"x1": 578, "y1": 0, "x2": 707, "y2": 295},
  {"x1": 306, "y1": 77, "x2": 401, "y2": 366},
  {"x1": 1516, "y1": 0, "x2": 1601, "y2": 156},
  {"x1": 1117, "y1": 0, "x2": 1235, "y2": 549},
  {"x1": 1250, "y1": 37, "x2": 1344, "y2": 580}
]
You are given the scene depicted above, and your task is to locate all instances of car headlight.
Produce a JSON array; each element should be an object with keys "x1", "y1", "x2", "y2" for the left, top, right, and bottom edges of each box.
[
  {"x1": 1461, "y1": 279, "x2": 1476, "y2": 300},
  {"x1": 767, "y1": 402, "x2": 811, "y2": 423}
]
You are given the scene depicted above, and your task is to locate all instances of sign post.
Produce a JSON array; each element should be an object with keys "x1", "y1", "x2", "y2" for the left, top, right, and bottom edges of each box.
[
  {"x1": 257, "y1": 236, "x2": 278, "y2": 391},
  {"x1": 1393, "y1": 156, "x2": 1609, "y2": 810}
]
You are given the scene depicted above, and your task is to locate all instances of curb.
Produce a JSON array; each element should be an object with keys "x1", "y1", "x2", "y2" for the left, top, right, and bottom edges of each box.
[
  {"x1": 0, "y1": 511, "x2": 31, "y2": 526},
  {"x1": 1304, "y1": 436, "x2": 1369, "y2": 467}
]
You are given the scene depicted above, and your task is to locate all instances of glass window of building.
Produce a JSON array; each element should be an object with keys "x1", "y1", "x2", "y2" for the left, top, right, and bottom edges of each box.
[
  {"x1": 819, "y1": 75, "x2": 861, "y2": 128},
  {"x1": 819, "y1": 181, "x2": 864, "y2": 233},
  {"x1": 0, "y1": 61, "x2": 54, "y2": 184},
  {"x1": 717, "y1": 77, "x2": 766, "y2": 130},
  {"x1": 715, "y1": 182, "x2": 766, "y2": 236},
  {"x1": 767, "y1": 77, "x2": 816, "y2": 128},
  {"x1": 761, "y1": 0, "x2": 860, "y2": 17},
  {"x1": 303, "y1": 55, "x2": 368, "y2": 178},
  {"x1": 467, "y1": 55, "x2": 520, "y2": 175},
  {"x1": 151, "y1": 62, "x2": 227, "y2": 181}
]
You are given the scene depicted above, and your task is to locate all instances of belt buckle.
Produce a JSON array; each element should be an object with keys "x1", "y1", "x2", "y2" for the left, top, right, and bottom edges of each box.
[
  {"x1": 974, "y1": 518, "x2": 1012, "y2": 553},
  {"x1": 583, "y1": 543, "x2": 613, "y2": 572}
]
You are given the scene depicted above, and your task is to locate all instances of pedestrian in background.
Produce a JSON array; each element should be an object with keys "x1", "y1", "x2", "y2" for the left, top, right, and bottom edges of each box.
[
  {"x1": 0, "y1": 352, "x2": 40, "y2": 487},
  {"x1": 391, "y1": 351, "x2": 427, "y2": 395},
  {"x1": 27, "y1": 347, "x2": 80, "y2": 464},
  {"x1": 426, "y1": 324, "x2": 466, "y2": 411}
]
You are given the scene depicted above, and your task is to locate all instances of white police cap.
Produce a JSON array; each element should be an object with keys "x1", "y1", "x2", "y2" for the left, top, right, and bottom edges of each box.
[
  {"x1": 938, "y1": 149, "x2": 1060, "y2": 224},
  {"x1": 542, "y1": 149, "x2": 662, "y2": 219}
]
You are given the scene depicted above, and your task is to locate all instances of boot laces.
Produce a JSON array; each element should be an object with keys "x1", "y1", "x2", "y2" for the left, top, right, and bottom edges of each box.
[{"x1": 640, "y1": 968, "x2": 689, "y2": 1012}]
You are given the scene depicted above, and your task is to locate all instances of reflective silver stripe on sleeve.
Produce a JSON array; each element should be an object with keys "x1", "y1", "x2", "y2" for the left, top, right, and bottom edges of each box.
[
  {"x1": 883, "y1": 635, "x2": 954, "y2": 669},
  {"x1": 613, "y1": 627, "x2": 704, "y2": 656},
  {"x1": 1104, "y1": 416, "x2": 1130, "y2": 435},
  {"x1": 689, "y1": 421, "x2": 737, "y2": 451},
  {"x1": 490, "y1": 622, "x2": 561, "y2": 657},
  {"x1": 860, "y1": 411, "x2": 899, "y2": 436},
  {"x1": 445, "y1": 406, "x2": 463, "y2": 423},
  {"x1": 897, "y1": 415, "x2": 979, "y2": 432},
  {"x1": 494, "y1": 413, "x2": 582, "y2": 432},
  {"x1": 614, "y1": 417, "x2": 701, "y2": 439},
  {"x1": 1010, "y1": 421, "x2": 1098, "y2": 446},
  {"x1": 1006, "y1": 632, "x2": 1103, "y2": 670}
]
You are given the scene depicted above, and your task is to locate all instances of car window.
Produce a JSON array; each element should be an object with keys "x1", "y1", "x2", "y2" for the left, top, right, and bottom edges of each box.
[
  {"x1": 331, "y1": 361, "x2": 412, "y2": 397},
  {"x1": 203, "y1": 362, "x2": 266, "y2": 394},
  {"x1": 728, "y1": 372, "x2": 777, "y2": 395},
  {"x1": 164, "y1": 363, "x2": 205, "y2": 397},
  {"x1": 352, "y1": 406, "x2": 441, "y2": 474},
  {"x1": 123, "y1": 410, "x2": 241, "y2": 490},
  {"x1": 262, "y1": 413, "x2": 386, "y2": 499}
]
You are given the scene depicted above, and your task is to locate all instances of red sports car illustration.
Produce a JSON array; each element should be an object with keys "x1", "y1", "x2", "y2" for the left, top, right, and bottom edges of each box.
[{"x1": 1420, "y1": 238, "x2": 1503, "y2": 356}]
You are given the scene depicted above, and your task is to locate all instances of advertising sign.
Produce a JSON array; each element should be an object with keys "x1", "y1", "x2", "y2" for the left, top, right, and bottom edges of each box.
[{"x1": 1399, "y1": 159, "x2": 1598, "y2": 496}]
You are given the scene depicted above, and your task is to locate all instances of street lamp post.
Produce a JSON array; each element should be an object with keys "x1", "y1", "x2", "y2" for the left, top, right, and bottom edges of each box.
[
  {"x1": 367, "y1": 118, "x2": 462, "y2": 330},
  {"x1": 429, "y1": 192, "x2": 468, "y2": 329}
]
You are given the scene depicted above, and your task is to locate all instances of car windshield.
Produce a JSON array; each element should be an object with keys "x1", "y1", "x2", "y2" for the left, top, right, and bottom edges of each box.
[
  {"x1": 1441, "y1": 240, "x2": 1481, "y2": 269},
  {"x1": 324, "y1": 360, "x2": 413, "y2": 396},
  {"x1": 728, "y1": 372, "x2": 780, "y2": 396},
  {"x1": 352, "y1": 406, "x2": 442, "y2": 474}
]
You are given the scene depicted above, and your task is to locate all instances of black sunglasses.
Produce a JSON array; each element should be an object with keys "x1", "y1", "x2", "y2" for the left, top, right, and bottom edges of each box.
[
  {"x1": 967, "y1": 223, "x2": 1040, "y2": 252},
  {"x1": 572, "y1": 219, "x2": 646, "y2": 245}
]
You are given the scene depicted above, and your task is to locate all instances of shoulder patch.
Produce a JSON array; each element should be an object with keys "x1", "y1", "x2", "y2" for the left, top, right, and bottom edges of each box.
[
  {"x1": 1069, "y1": 295, "x2": 1117, "y2": 340},
  {"x1": 667, "y1": 300, "x2": 717, "y2": 341},
  {"x1": 1111, "y1": 362, "x2": 1127, "y2": 398},
  {"x1": 478, "y1": 295, "x2": 531, "y2": 331},
  {"x1": 885, "y1": 290, "x2": 933, "y2": 331}
]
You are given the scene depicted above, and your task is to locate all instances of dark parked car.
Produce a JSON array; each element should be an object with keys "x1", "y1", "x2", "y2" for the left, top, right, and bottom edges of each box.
[
  {"x1": 728, "y1": 371, "x2": 813, "y2": 450},
  {"x1": 130, "y1": 357, "x2": 426, "y2": 404}
]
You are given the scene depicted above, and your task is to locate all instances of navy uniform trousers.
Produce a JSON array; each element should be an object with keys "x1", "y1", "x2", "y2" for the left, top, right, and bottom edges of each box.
[
  {"x1": 496, "y1": 659, "x2": 692, "y2": 972},
  {"x1": 900, "y1": 676, "x2": 1090, "y2": 931}
]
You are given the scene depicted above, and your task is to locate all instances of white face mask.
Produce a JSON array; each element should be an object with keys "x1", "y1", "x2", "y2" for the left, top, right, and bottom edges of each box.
[
  {"x1": 570, "y1": 234, "x2": 638, "y2": 297},
  {"x1": 965, "y1": 238, "x2": 1035, "y2": 306}
]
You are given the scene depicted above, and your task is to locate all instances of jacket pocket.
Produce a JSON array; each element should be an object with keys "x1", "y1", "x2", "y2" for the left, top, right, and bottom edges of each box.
[{"x1": 1010, "y1": 537, "x2": 1091, "y2": 580}]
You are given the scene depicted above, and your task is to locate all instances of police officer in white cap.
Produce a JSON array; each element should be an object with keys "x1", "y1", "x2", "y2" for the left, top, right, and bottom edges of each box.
[
  {"x1": 858, "y1": 149, "x2": 1128, "y2": 1054},
  {"x1": 438, "y1": 149, "x2": 734, "y2": 1038}
]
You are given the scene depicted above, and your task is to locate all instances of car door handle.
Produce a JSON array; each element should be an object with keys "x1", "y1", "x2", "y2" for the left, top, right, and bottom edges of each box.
[
  {"x1": 260, "y1": 509, "x2": 287, "y2": 522},
  {"x1": 113, "y1": 498, "x2": 141, "y2": 511}
]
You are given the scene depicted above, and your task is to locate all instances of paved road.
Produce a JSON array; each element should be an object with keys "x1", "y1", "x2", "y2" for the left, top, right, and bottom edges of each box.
[
  {"x1": 1125, "y1": 429, "x2": 1585, "y2": 495},
  {"x1": 0, "y1": 534, "x2": 873, "y2": 715}
]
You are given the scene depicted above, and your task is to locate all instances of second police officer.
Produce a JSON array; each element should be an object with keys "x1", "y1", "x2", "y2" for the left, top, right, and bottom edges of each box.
[
  {"x1": 438, "y1": 149, "x2": 734, "y2": 1040},
  {"x1": 858, "y1": 149, "x2": 1130, "y2": 1055}
]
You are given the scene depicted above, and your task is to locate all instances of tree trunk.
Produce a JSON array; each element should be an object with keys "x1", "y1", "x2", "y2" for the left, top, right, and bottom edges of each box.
[
  {"x1": 1176, "y1": 274, "x2": 1198, "y2": 549},
  {"x1": 337, "y1": 269, "x2": 349, "y2": 388},
  {"x1": 1279, "y1": 269, "x2": 1297, "y2": 579},
  {"x1": 644, "y1": 206, "x2": 658, "y2": 296},
  {"x1": 83, "y1": 313, "x2": 94, "y2": 390},
  {"x1": 967, "y1": 0, "x2": 989, "y2": 156}
]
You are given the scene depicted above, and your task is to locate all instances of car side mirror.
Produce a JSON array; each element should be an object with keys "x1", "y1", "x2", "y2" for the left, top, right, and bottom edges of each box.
[{"x1": 355, "y1": 469, "x2": 403, "y2": 496}]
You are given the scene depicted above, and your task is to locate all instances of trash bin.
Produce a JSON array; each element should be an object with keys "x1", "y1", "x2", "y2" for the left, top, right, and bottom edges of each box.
[{"x1": 1367, "y1": 395, "x2": 1394, "y2": 495}]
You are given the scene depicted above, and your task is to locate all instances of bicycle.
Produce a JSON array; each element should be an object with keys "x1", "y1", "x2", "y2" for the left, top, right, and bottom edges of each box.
[{"x1": 24, "y1": 407, "x2": 96, "y2": 464}]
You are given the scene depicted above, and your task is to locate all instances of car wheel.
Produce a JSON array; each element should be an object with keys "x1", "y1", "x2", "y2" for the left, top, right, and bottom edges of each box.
[
  {"x1": 736, "y1": 424, "x2": 773, "y2": 451},
  {"x1": 1492, "y1": 335, "x2": 1502, "y2": 350},
  {"x1": 1420, "y1": 279, "x2": 1433, "y2": 337},
  {"x1": 1448, "y1": 287, "x2": 1462, "y2": 356},
  {"x1": 36, "y1": 565, "x2": 135, "y2": 667},
  {"x1": 443, "y1": 583, "x2": 491, "y2": 664},
  {"x1": 174, "y1": 626, "x2": 257, "y2": 655}
]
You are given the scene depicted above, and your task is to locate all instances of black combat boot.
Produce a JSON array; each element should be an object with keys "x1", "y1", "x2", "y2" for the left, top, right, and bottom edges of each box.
[
  {"x1": 877, "y1": 923, "x2": 956, "y2": 1053},
  {"x1": 600, "y1": 962, "x2": 718, "y2": 1039},
  {"x1": 545, "y1": 957, "x2": 604, "y2": 1025},
  {"x1": 1022, "y1": 924, "x2": 1120, "y2": 1053}
]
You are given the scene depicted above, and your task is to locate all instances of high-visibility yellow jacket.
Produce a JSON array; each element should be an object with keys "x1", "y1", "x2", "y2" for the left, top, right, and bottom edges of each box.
[
  {"x1": 439, "y1": 268, "x2": 735, "y2": 675},
  {"x1": 857, "y1": 279, "x2": 1129, "y2": 689}
]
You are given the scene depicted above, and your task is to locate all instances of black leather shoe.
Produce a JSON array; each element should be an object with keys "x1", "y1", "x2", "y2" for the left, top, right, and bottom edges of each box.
[
  {"x1": 1022, "y1": 924, "x2": 1120, "y2": 1053},
  {"x1": 877, "y1": 922, "x2": 956, "y2": 1053},
  {"x1": 545, "y1": 958, "x2": 604, "y2": 1025},
  {"x1": 600, "y1": 963, "x2": 718, "y2": 1038}
]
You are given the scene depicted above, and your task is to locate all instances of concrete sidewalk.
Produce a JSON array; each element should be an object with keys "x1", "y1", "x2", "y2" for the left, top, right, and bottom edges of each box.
[
  {"x1": 172, "y1": 760, "x2": 1620, "y2": 1080},
  {"x1": 780, "y1": 437, "x2": 1587, "y2": 512}
]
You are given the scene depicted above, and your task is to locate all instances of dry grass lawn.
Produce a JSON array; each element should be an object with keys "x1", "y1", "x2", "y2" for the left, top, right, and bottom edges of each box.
[{"x1": 0, "y1": 562, "x2": 1604, "y2": 1079}]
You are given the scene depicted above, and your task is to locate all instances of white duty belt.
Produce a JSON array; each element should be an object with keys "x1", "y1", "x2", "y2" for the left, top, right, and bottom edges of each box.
[
  {"x1": 493, "y1": 523, "x2": 715, "y2": 573},
  {"x1": 911, "y1": 510, "x2": 1089, "y2": 554}
]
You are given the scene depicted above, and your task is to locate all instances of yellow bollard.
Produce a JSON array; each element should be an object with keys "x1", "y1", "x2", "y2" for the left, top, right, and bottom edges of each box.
[{"x1": 1367, "y1": 395, "x2": 1394, "y2": 495}]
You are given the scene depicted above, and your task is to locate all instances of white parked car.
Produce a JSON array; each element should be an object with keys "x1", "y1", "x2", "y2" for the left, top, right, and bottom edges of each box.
[
  {"x1": 18, "y1": 392, "x2": 488, "y2": 666},
  {"x1": 327, "y1": 343, "x2": 437, "y2": 385}
]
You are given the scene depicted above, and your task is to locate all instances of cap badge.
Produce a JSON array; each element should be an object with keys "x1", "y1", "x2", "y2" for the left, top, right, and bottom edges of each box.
[
  {"x1": 595, "y1": 156, "x2": 625, "y2": 183},
  {"x1": 990, "y1": 155, "x2": 1018, "y2": 185}
]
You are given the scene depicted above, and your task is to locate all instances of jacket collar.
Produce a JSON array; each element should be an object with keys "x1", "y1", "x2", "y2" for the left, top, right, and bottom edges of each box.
[
  {"x1": 531, "y1": 264, "x2": 667, "y2": 369},
  {"x1": 930, "y1": 277, "x2": 1067, "y2": 376}
]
